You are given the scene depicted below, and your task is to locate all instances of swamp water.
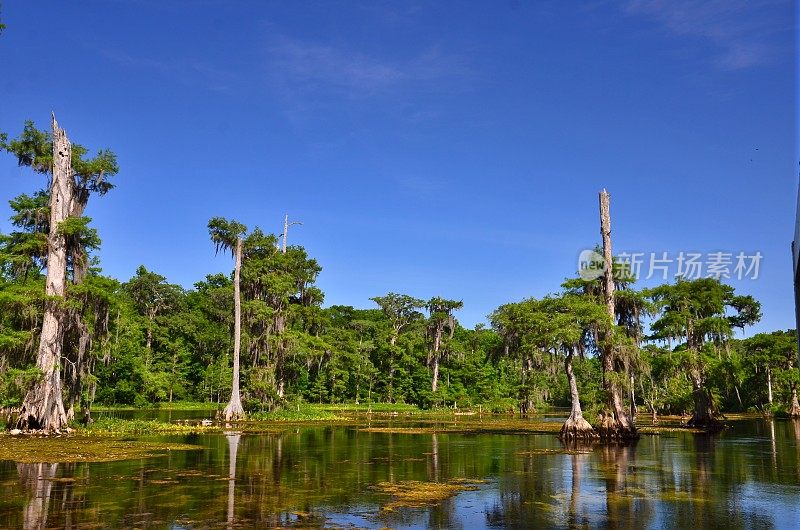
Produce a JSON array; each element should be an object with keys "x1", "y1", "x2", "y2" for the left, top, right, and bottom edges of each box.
[{"x1": 0, "y1": 416, "x2": 798, "y2": 529}]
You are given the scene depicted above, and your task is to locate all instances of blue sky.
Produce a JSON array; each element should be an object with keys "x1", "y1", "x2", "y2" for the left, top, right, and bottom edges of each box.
[{"x1": 0, "y1": 1, "x2": 796, "y2": 334}]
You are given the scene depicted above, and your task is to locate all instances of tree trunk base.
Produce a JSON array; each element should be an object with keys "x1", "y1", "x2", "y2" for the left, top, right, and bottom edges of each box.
[
  {"x1": 15, "y1": 373, "x2": 68, "y2": 432},
  {"x1": 788, "y1": 393, "x2": 800, "y2": 419},
  {"x1": 519, "y1": 399, "x2": 535, "y2": 416},
  {"x1": 596, "y1": 411, "x2": 639, "y2": 440},
  {"x1": 559, "y1": 414, "x2": 598, "y2": 440},
  {"x1": 686, "y1": 413, "x2": 725, "y2": 431},
  {"x1": 221, "y1": 399, "x2": 245, "y2": 422}
]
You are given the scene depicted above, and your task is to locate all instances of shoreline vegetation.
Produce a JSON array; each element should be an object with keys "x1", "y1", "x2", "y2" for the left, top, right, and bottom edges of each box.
[
  {"x1": 0, "y1": 400, "x2": 787, "y2": 463},
  {"x1": 3, "y1": 401, "x2": 780, "y2": 435}
]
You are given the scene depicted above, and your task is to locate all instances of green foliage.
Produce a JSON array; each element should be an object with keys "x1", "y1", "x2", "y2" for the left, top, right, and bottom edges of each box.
[
  {"x1": 1, "y1": 120, "x2": 118, "y2": 188},
  {"x1": 207, "y1": 217, "x2": 247, "y2": 256},
  {"x1": 0, "y1": 367, "x2": 40, "y2": 408}
]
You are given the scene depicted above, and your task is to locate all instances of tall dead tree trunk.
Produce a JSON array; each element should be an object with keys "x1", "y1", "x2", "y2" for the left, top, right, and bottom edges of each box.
[
  {"x1": 282, "y1": 214, "x2": 288, "y2": 254},
  {"x1": 766, "y1": 366, "x2": 773, "y2": 405},
  {"x1": 597, "y1": 190, "x2": 636, "y2": 440},
  {"x1": 223, "y1": 236, "x2": 245, "y2": 421},
  {"x1": 282, "y1": 214, "x2": 302, "y2": 254},
  {"x1": 17, "y1": 114, "x2": 71, "y2": 432}
]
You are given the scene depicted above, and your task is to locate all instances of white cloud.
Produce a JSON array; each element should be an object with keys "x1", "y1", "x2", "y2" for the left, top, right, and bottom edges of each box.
[
  {"x1": 623, "y1": 0, "x2": 787, "y2": 70},
  {"x1": 264, "y1": 35, "x2": 472, "y2": 98}
]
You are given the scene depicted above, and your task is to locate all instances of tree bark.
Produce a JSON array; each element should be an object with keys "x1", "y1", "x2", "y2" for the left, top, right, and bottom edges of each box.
[
  {"x1": 788, "y1": 383, "x2": 800, "y2": 418},
  {"x1": 686, "y1": 367, "x2": 723, "y2": 430},
  {"x1": 431, "y1": 356, "x2": 439, "y2": 393},
  {"x1": 766, "y1": 365, "x2": 773, "y2": 405},
  {"x1": 560, "y1": 351, "x2": 597, "y2": 440},
  {"x1": 430, "y1": 326, "x2": 442, "y2": 393},
  {"x1": 17, "y1": 115, "x2": 71, "y2": 432},
  {"x1": 282, "y1": 214, "x2": 288, "y2": 254},
  {"x1": 597, "y1": 190, "x2": 636, "y2": 440},
  {"x1": 519, "y1": 356, "x2": 535, "y2": 415},
  {"x1": 223, "y1": 236, "x2": 244, "y2": 421},
  {"x1": 64, "y1": 314, "x2": 90, "y2": 424},
  {"x1": 276, "y1": 374, "x2": 285, "y2": 399}
]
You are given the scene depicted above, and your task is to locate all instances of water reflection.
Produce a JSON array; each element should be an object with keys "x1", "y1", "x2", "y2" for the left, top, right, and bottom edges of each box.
[
  {"x1": 0, "y1": 419, "x2": 798, "y2": 528},
  {"x1": 226, "y1": 431, "x2": 240, "y2": 527},
  {"x1": 567, "y1": 449, "x2": 589, "y2": 528},
  {"x1": 18, "y1": 462, "x2": 58, "y2": 530}
]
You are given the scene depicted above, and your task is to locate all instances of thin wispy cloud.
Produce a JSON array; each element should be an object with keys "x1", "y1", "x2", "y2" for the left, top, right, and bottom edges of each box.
[
  {"x1": 623, "y1": 0, "x2": 787, "y2": 70},
  {"x1": 101, "y1": 49, "x2": 239, "y2": 93},
  {"x1": 267, "y1": 37, "x2": 404, "y2": 93},
  {"x1": 264, "y1": 35, "x2": 472, "y2": 99}
]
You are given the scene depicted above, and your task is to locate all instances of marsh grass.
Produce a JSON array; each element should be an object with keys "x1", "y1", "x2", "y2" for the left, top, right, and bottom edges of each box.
[
  {"x1": 82, "y1": 418, "x2": 217, "y2": 435},
  {"x1": 248, "y1": 406, "x2": 345, "y2": 422}
]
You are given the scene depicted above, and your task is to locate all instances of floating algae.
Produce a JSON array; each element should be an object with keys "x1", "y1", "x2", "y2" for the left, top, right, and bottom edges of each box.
[
  {"x1": 659, "y1": 490, "x2": 711, "y2": 503},
  {"x1": 0, "y1": 435, "x2": 203, "y2": 463},
  {"x1": 373, "y1": 479, "x2": 486, "y2": 511},
  {"x1": 515, "y1": 448, "x2": 567, "y2": 456}
]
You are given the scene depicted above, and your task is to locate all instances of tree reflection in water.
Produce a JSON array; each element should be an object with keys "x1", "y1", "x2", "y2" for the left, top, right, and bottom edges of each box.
[
  {"x1": 1, "y1": 421, "x2": 798, "y2": 528},
  {"x1": 17, "y1": 462, "x2": 57, "y2": 530},
  {"x1": 564, "y1": 439, "x2": 593, "y2": 528},
  {"x1": 225, "y1": 431, "x2": 241, "y2": 527}
]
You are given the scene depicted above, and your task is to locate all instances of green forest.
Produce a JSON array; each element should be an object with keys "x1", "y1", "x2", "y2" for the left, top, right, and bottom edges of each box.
[{"x1": 1, "y1": 119, "x2": 799, "y2": 439}]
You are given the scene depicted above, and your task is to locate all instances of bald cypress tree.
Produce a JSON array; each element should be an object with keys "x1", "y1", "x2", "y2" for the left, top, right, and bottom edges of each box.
[
  {"x1": 208, "y1": 217, "x2": 248, "y2": 421},
  {"x1": 425, "y1": 297, "x2": 463, "y2": 393},
  {"x1": 1, "y1": 116, "x2": 117, "y2": 430}
]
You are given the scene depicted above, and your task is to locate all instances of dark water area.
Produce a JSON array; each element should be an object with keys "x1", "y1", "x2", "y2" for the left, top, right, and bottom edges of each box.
[{"x1": 1, "y1": 418, "x2": 798, "y2": 529}]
